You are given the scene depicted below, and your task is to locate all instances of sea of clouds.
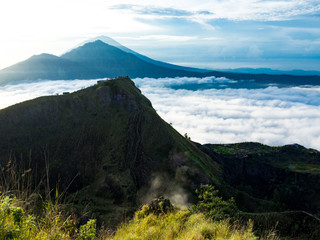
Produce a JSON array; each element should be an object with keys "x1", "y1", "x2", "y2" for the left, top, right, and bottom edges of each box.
[{"x1": 1, "y1": 76, "x2": 320, "y2": 150}]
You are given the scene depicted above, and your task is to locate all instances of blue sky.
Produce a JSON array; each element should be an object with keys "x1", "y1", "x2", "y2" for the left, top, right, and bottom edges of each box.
[{"x1": 0, "y1": 0, "x2": 320, "y2": 71}]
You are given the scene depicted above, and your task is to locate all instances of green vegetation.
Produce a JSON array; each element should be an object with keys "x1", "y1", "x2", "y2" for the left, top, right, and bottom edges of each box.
[
  {"x1": 0, "y1": 195, "x2": 94, "y2": 239},
  {"x1": 207, "y1": 142, "x2": 320, "y2": 173},
  {"x1": 200, "y1": 142, "x2": 320, "y2": 218},
  {"x1": 0, "y1": 77, "x2": 222, "y2": 224},
  {"x1": 0, "y1": 190, "x2": 270, "y2": 240},
  {"x1": 0, "y1": 77, "x2": 320, "y2": 239},
  {"x1": 192, "y1": 185, "x2": 238, "y2": 221},
  {"x1": 0, "y1": 158, "x2": 317, "y2": 240},
  {"x1": 107, "y1": 208, "x2": 257, "y2": 240}
]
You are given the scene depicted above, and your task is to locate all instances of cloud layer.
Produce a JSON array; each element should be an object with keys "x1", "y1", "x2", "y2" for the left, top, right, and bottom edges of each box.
[
  {"x1": 135, "y1": 77, "x2": 320, "y2": 150},
  {"x1": 0, "y1": 79, "x2": 98, "y2": 110},
  {"x1": 1, "y1": 77, "x2": 320, "y2": 150}
]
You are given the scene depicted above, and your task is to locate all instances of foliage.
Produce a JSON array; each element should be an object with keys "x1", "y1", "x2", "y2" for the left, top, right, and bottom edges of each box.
[
  {"x1": 206, "y1": 142, "x2": 320, "y2": 173},
  {"x1": 0, "y1": 196, "x2": 38, "y2": 240},
  {"x1": 0, "y1": 195, "x2": 97, "y2": 240},
  {"x1": 78, "y1": 219, "x2": 96, "y2": 240},
  {"x1": 0, "y1": 186, "x2": 281, "y2": 240},
  {"x1": 135, "y1": 196, "x2": 174, "y2": 218},
  {"x1": 106, "y1": 207, "x2": 257, "y2": 240},
  {"x1": 192, "y1": 185, "x2": 238, "y2": 220}
]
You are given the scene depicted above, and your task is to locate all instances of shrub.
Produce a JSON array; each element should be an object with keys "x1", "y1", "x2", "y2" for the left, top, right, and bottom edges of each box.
[
  {"x1": 78, "y1": 219, "x2": 97, "y2": 240},
  {"x1": 192, "y1": 184, "x2": 238, "y2": 220},
  {"x1": 0, "y1": 195, "x2": 87, "y2": 240}
]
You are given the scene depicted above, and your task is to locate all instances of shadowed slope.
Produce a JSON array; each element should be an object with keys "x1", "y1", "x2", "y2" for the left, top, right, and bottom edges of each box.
[
  {"x1": 0, "y1": 54, "x2": 98, "y2": 85},
  {"x1": 60, "y1": 40, "x2": 203, "y2": 78}
]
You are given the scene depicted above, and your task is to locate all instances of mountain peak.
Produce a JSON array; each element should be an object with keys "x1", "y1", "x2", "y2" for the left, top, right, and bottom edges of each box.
[
  {"x1": 69, "y1": 36, "x2": 124, "y2": 51},
  {"x1": 28, "y1": 53, "x2": 59, "y2": 60},
  {"x1": 88, "y1": 36, "x2": 124, "y2": 48},
  {"x1": 84, "y1": 39, "x2": 108, "y2": 46}
]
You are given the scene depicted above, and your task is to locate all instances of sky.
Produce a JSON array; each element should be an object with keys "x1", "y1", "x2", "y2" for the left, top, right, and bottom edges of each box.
[
  {"x1": 0, "y1": 0, "x2": 320, "y2": 71},
  {"x1": 1, "y1": 77, "x2": 320, "y2": 150}
]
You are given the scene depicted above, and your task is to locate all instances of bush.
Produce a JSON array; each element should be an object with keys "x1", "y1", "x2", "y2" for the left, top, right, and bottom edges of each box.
[
  {"x1": 0, "y1": 196, "x2": 38, "y2": 240},
  {"x1": 0, "y1": 195, "x2": 98, "y2": 240},
  {"x1": 192, "y1": 185, "x2": 238, "y2": 220},
  {"x1": 78, "y1": 219, "x2": 96, "y2": 240}
]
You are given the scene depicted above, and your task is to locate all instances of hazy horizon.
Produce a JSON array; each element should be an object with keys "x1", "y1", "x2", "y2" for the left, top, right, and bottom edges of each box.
[{"x1": 0, "y1": 1, "x2": 319, "y2": 72}]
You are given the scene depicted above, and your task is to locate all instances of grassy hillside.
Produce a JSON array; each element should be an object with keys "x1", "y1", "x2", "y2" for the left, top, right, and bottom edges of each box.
[{"x1": 0, "y1": 77, "x2": 221, "y2": 224}]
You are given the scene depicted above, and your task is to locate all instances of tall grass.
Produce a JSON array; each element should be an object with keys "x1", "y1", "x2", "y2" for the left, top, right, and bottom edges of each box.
[
  {"x1": 106, "y1": 207, "x2": 259, "y2": 240},
  {"x1": 0, "y1": 157, "x2": 96, "y2": 240},
  {"x1": 0, "y1": 195, "x2": 98, "y2": 240},
  {"x1": 0, "y1": 159, "x2": 278, "y2": 240}
]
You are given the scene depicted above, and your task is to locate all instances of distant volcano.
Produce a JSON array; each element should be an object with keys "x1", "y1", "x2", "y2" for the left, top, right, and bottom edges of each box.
[
  {"x1": 0, "y1": 40, "x2": 205, "y2": 85},
  {"x1": 0, "y1": 37, "x2": 319, "y2": 87}
]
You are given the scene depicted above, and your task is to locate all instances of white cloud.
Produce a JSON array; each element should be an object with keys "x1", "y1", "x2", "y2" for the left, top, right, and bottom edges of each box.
[
  {"x1": 0, "y1": 79, "x2": 98, "y2": 109},
  {"x1": 1, "y1": 77, "x2": 320, "y2": 150},
  {"x1": 112, "y1": 0, "x2": 320, "y2": 22},
  {"x1": 134, "y1": 76, "x2": 237, "y2": 88},
  {"x1": 116, "y1": 35, "x2": 198, "y2": 42},
  {"x1": 134, "y1": 77, "x2": 320, "y2": 150}
]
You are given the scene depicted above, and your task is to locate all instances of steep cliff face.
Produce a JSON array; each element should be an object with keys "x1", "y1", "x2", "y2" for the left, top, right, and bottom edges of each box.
[{"x1": 0, "y1": 77, "x2": 221, "y2": 223}]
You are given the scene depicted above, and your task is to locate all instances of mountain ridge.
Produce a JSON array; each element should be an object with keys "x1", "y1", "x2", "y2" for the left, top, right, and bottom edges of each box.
[
  {"x1": 70, "y1": 36, "x2": 210, "y2": 73},
  {"x1": 1, "y1": 38, "x2": 320, "y2": 88},
  {"x1": 0, "y1": 76, "x2": 221, "y2": 224},
  {"x1": 0, "y1": 40, "x2": 205, "y2": 85}
]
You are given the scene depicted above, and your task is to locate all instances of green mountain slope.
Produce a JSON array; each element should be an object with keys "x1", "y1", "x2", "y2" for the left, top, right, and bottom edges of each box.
[{"x1": 0, "y1": 77, "x2": 220, "y2": 223}]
